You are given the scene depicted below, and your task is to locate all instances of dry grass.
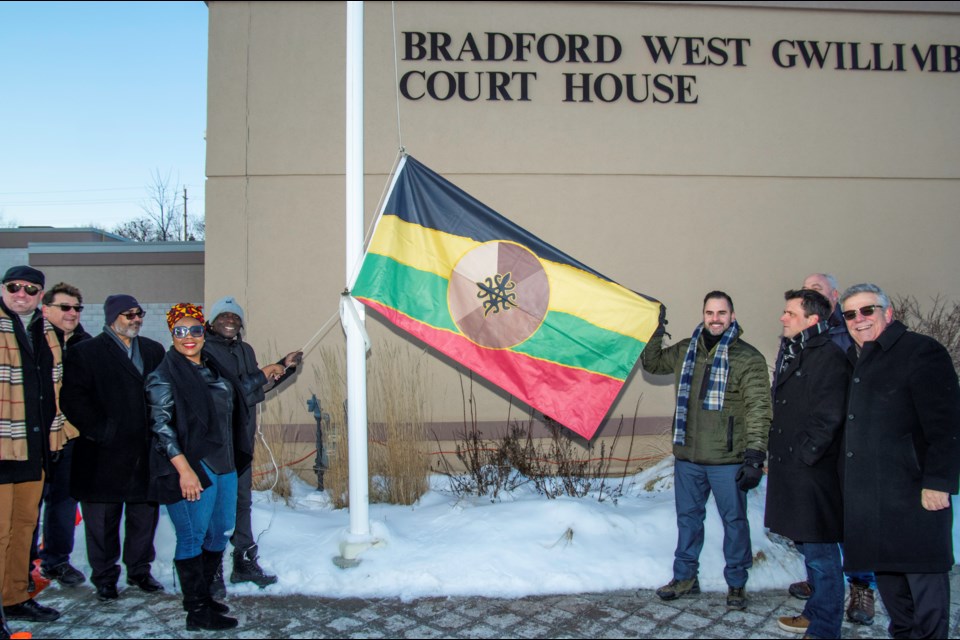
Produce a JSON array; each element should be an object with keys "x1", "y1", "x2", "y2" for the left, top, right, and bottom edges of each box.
[
  {"x1": 368, "y1": 343, "x2": 430, "y2": 505},
  {"x1": 314, "y1": 347, "x2": 349, "y2": 508},
  {"x1": 312, "y1": 343, "x2": 431, "y2": 508}
]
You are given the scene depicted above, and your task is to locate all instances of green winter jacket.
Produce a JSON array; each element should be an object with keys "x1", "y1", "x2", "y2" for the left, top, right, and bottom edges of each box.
[{"x1": 641, "y1": 326, "x2": 771, "y2": 465}]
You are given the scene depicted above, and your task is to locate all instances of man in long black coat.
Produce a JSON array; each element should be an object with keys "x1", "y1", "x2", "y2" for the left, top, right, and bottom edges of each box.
[
  {"x1": 60, "y1": 294, "x2": 166, "y2": 602},
  {"x1": 840, "y1": 283, "x2": 960, "y2": 639},
  {"x1": 765, "y1": 289, "x2": 849, "y2": 639}
]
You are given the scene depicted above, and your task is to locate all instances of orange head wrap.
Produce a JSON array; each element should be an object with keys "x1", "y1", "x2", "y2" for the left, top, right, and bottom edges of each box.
[{"x1": 166, "y1": 302, "x2": 205, "y2": 332}]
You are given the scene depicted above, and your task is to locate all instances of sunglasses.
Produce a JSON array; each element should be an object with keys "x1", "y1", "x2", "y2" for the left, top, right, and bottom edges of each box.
[
  {"x1": 4, "y1": 282, "x2": 41, "y2": 296},
  {"x1": 172, "y1": 325, "x2": 205, "y2": 339},
  {"x1": 48, "y1": 303, "x2": 84, "y2": 313},
  {"x1": 842, "y1": 305, "x2": 884, "y2": 321},
  {"x1": 119, "y1": 310, "x2": 146, "y2": 320}
]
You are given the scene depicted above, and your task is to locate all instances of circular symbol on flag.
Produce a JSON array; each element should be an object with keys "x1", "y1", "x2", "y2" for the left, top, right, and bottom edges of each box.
[{"x1": 448, "y1": 241, "x2": 550, "y2": 349}]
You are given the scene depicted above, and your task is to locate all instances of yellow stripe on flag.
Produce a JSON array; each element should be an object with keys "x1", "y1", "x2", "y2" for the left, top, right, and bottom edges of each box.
[{"x1": 366, "y1": 215, "x2": 660, "y2": 343}]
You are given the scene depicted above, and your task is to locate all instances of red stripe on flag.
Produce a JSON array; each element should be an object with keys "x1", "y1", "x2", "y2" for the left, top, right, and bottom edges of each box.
[{"x1": 360, "y1": 299, "x2": 623, "y2": 439}]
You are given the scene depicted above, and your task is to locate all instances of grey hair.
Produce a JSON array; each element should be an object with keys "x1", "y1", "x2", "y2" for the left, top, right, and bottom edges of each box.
[
  {"x1": 815, "y1": 273, "x2": 840, "y2": 293},
  {"x1": 839, "y1": 283, "x2": 891, "y2": 310}
]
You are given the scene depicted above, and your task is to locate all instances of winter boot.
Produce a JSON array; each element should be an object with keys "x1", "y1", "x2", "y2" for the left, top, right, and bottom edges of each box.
[
  {"x1": 230, "y1": 545, "x2": 278, "y2": 588},
  {"x1": 174, "y1": 556, "x2": 238, "y2": 631},
  {"x1": 846, "y1": 581, "x2": 875, "y2": 625},
  {"x1": 655, "y1": 577, "x2": 700, "y2": 601},
  {"x1": 200, "y1": 549, "x2": 229, "y2": 613}
]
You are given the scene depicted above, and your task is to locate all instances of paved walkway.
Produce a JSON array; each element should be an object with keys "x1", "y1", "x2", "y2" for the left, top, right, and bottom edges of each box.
[{"x1": 18, "y1": 569, "x2": 960, "y2": 638}]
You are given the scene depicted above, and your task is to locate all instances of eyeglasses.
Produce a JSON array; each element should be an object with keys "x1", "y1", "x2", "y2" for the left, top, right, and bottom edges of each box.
[
  {"x1": 48, "y1": 303, "x2": 84, "y2": 313},
  {"x1": 4, "y1": 282, "x2": 41, "y2": 296},
  {"x1": 119, "y1": 310, "x2": 146, "y2": 320},
  {"x1": 172, "y1": 325, "x2": 205, "y2": 339},
  {"x1": 842, "y1": 305, "x2": 884, "y2": 321}
]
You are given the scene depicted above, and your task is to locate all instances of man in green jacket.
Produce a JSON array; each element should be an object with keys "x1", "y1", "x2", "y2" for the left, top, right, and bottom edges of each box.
[{"x1": 641, "y1": 291, "x2": 771, "y2": 610}]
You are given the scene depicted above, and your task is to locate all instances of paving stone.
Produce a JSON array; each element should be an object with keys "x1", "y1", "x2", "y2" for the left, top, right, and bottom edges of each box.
[{"x1": 14, "y1": 568, "x2": 960, "y2": 638}]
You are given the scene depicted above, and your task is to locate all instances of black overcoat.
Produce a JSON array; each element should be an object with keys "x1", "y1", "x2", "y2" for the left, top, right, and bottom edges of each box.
[
  {"x1": 60, "y1": 332, "x2": 165, "y2": 502},
  {"x1": 765, "y1": 332, "x2": 849, "y2": 543},
  {"x1": 843, "y1": 321, "x2": 960, "y2": 574}
]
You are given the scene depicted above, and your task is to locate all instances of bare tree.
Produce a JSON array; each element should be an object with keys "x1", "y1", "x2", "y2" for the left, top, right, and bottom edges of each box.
[
  {"x1": 113, "y1": 217, "x2": 157, "y2": 242},
  {"x1": 141, "y1": 169, "x2": 183, "y2": 241},
  {"x1": 111, "y1": 170, "x2": 204, "y2": 241}
]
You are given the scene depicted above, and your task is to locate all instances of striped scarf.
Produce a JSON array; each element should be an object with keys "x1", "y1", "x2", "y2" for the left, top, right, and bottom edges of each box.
[
  {"x1": 779, "y1": 320, "x2": 828, "y2": 373},
  {"x1": 0, "y1": 307, "x2": 75, "y2": 461},
  {"x1": 673, "y1": 320, "x2": 740, "y2": 446}
]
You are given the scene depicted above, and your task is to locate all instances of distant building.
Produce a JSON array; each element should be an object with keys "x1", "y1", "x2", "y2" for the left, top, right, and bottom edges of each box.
[{"x1": 2, "y1": 226, "x2": 204, "y2": 346}]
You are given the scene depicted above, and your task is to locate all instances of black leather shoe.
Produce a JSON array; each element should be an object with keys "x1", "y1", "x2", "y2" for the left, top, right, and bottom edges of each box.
[
  {"x1": 3, "y1": 598, "x2": 60, "y2": 622},
  {"x1": 41, "y1": 562, "x2": 87, "y2": 587},
  {"x1": 96, "y1": 583, "x2": 119, "y2": 602},
  {"x1": 126, "y1": 573, "x2": 164, "y2": 593}
]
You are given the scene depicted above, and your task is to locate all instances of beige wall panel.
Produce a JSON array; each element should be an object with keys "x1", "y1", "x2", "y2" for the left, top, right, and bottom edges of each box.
[{"x1": 207, "y1": 2, "x2": 252, "y2": 177}]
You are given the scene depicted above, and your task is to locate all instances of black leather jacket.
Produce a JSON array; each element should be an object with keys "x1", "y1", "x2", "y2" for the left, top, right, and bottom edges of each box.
[{"x1": 145, "y1": 349, "x2": 255, "y2": 504}]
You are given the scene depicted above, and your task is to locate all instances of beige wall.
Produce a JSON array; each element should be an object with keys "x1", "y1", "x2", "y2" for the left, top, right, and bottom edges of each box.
[{"x1": 206, "y1": 1, "x2": 960, "y2": 432}]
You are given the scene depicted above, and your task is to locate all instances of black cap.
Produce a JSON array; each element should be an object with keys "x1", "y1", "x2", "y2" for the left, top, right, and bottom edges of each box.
[
  {"x1": 104, "y1": 294, "x2": 141, "y2": 325},
  {"x1": 2, "y1": 265, "x2": 45, "y2": 288}
]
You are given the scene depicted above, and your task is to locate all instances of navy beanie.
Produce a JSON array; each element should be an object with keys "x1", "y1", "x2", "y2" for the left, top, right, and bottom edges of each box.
[
  {"x1": 104, "y1": 294, "x2": 141, "y2": 325},
  {"x1": 2, "y1": 265, "x2": 45, "y2": 287}
]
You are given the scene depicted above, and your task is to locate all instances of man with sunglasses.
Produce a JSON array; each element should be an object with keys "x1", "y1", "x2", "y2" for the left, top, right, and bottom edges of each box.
[
  {"x1": 22, "y1": 284, "x2": 93, "y2": 590},
  {"x1": 0, "y1": 266, "x2": 73, "y2": 624},
  {"x1": 60, "y1": 294, "x2": 166, "y2": 602},
  {"x1": 201, "y1": 296, "x2": 301, "y2": 595},
  {"x1": 839, "y1": 283, "x2": 960, "y2": 639}
]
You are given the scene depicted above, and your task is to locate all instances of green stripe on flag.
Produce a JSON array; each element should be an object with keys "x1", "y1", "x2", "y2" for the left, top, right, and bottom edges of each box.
[
  {"x1": 513, "y1": 311, "x2": 645, "y2": 380},
  {"x1": 354, "y1": 254, "x2": 645, "y2": 379}
]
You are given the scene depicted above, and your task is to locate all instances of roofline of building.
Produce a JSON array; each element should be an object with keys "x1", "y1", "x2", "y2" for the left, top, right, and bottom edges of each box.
[
  {"x1": 28, "y1": 241, "x2": 205, "y2": 255},
  {"x1": 10, "y1": 226, "x2": 131, "y2": 243}
]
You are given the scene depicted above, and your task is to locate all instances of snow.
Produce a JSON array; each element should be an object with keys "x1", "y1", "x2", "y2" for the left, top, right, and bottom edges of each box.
[{"x1": 63, "y1": 456, "x2": 960, "y2": 600}]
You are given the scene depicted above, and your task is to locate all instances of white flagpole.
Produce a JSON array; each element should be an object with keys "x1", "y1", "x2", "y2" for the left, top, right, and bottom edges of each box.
[{"x1": 342, "y1": 0, "x2": 370, "y2": 560}]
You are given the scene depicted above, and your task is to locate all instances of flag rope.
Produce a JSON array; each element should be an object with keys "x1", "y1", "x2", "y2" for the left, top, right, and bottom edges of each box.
[{"x1": 391, "y1": 1, "x2": 404, "y2": 153}]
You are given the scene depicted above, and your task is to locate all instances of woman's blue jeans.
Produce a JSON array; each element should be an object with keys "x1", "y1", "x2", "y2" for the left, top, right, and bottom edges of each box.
[{"x1": 165, "y1": 463, "x2": 238, "y2": 561}]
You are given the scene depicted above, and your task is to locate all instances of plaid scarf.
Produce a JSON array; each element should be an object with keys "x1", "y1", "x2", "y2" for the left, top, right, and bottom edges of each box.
[
  {"x1": 779, "y1": 320, "x2": 828, "y2": 373},
  {"x1": 673, "y1": 320, "x2": 740, "y2": 446},
  {"x1": 0, "y1": 308, "x2": 75, "y2": 461}
]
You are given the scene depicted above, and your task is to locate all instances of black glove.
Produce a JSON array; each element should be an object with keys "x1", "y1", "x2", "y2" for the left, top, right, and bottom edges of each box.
[
  {"x1": 735, "y1": 448, "x2": 765, "y2": 491},
  {"x1": 653, "y1": 303, "x2": 668, "y2": 337}
]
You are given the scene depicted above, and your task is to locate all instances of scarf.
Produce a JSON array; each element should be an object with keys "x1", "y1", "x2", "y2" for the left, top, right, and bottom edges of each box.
[
  {"x1": 779, "y1": 320, "x2": 828, "y2": 373},
  {"x1": 673, "y1": 320, "x2": 740, "y2": 446},
  {"x1": 0, "y1": 308, "x2": 76, "y2": 461}
]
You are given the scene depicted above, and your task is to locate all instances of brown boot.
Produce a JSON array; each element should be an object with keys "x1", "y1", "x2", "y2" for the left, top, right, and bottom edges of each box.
[
  {"x1": 846, "y1": 581, "x2": 875, "y2": 625},
  {"x1": 788, "y1": 580, "x2": 813, "y2": 599}
]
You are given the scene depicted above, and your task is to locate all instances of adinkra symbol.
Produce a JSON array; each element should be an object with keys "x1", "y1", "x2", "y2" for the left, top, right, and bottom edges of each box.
[{"x1": 476, "y1": 272, "x2": 517, "y2": 316}]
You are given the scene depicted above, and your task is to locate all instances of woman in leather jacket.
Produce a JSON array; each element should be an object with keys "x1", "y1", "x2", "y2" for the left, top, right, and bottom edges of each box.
[{"x1": 145, "y1": 303, "x2": 254, "y2": 632}]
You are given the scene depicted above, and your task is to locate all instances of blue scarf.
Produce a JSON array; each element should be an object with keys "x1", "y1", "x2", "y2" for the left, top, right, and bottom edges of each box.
[{"x1": 673, "y1": 320, "x2": 740, "y2": 446}]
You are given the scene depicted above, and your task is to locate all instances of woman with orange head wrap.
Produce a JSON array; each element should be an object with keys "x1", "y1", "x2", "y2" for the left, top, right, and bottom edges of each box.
[{"x1": 145, "y1": 303, "x2": 257, "y2": 631}]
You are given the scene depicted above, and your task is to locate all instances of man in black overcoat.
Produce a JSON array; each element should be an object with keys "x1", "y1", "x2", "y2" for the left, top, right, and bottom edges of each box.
[
  {"x1": 765, "y1": 289, "x2": 849, "y2": 639},
  {"x1": 840, "y1": 283, "x2": 960, "y2": 639},
  {"x1": 59, "y1": 294, "x2": 166, "y2": 602}
]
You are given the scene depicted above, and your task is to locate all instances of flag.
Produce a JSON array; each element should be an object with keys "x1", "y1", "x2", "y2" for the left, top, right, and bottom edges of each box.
[{"x1": 351, "y1": 156, "x2": 661, "y2": 439}]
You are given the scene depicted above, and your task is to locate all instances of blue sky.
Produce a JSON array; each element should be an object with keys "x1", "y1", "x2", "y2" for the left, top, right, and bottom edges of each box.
[{"x1": 0, "y1": 1, "x2": 207, "y2": 230}]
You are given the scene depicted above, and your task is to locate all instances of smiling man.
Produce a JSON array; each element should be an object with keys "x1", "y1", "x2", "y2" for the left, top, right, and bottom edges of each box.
[
  {"x1": 0, "y1": 266, "x2": 73, "y2": 626},
  {"x1": 27, "y1": 283, "x2": 93, "y2": 589},
  {"x1": 201, "y1": 296, "x2": 301, "y2": 596},
  {"x1": 59, "y1": 294, "x2": 166, "y2": 602},
  {"x1": 641, "y1": 291, "x2": 771, "y2": 611},
  {"x1": 840, "y1": 283, "x2": 960, "y2": 639}
]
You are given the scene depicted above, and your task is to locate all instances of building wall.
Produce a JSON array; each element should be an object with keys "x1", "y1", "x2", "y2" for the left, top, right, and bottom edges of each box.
[{"x1": 205, "y1": 1, "x2": 960, "y2": 440}]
